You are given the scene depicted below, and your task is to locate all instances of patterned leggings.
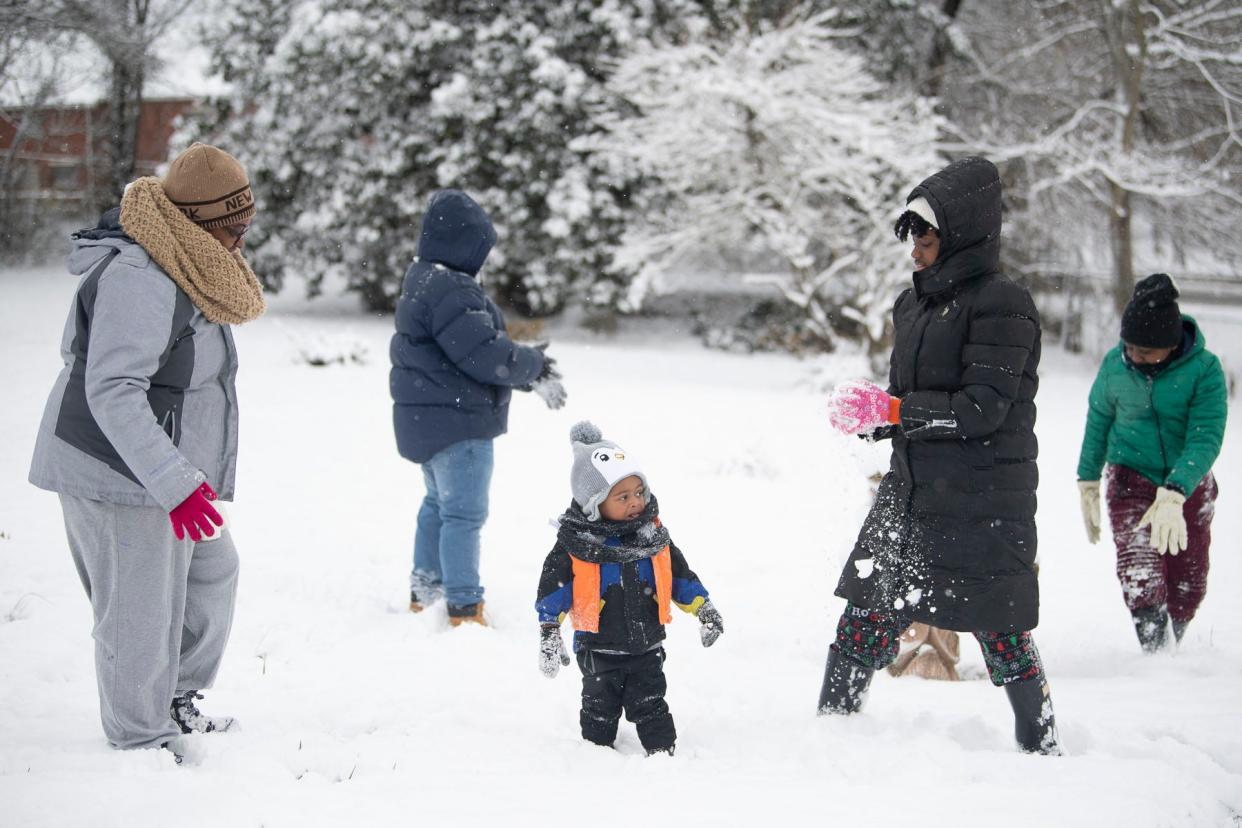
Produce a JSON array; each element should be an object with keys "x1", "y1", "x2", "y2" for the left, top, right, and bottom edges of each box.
[
  {"x1": 831, "y1": 603, "x2": 1045, "y2": 686},
  {"x1": 1107, "y1": 465, "x2": 1216, "y2": 624}
]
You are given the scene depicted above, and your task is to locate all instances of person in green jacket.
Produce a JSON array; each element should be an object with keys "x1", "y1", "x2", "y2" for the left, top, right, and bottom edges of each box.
[{"x1": 1077, "y1": 273, "x2": 1228, "y2": 652}]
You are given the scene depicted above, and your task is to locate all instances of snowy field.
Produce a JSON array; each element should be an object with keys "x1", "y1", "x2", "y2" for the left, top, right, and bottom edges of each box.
[{"x1": 2, "y1": 263, "x2": 1241, "y2": 827}]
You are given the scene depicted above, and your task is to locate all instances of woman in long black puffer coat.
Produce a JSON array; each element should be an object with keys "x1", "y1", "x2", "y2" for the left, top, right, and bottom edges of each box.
[{"x1": 820, "y1": 157, "x2": 1059, "y2": 755}]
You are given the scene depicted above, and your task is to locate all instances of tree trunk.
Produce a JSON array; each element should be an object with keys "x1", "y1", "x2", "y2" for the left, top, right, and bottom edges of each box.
[
  {"x1": 922, "y1": 0, "x2": 964, "y2": 101},
  {"x1": 1108, "y1": 181, "x2": 1136, "y2": 314},
  {"x1": 102, "y1": 57, "x2": 143, "y2": 210},
  {"x1": 1105, "y1": 0, "x2": 1148, "y2": 315}
]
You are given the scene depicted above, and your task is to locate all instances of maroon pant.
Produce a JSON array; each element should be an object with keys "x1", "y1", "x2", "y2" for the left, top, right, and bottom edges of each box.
[{"x1": 1106, "y1": 465, "x2": 1217, "y2": 624}]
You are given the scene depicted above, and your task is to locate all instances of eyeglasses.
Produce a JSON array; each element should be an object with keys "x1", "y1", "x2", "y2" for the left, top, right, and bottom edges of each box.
[{"x1": 222, "y1": 223, "x2": 251, "y2": 241}]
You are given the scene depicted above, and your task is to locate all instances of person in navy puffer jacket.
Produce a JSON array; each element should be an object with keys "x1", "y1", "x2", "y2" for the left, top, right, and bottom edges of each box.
[{"x1": 390, "y1": 189, "x2": 566, "y2": 626}]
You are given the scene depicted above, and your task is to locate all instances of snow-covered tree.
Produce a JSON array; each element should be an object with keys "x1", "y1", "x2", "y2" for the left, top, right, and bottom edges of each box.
[
  {"x1": 593, "y1": 10, "x2": 941, "y2": 354},
  {"x1": 416, "y1": 3, "x2": 644, "y2": 315},
  {"x1": 194, "y1": 0, "x2": 693, "y2": 314},
  {"x1": 937, "y1": 0, "x2": 1242, "y2": 315},
  {"x1": 830, "y1": 0, "x2": 968, "y2": 95},
  {"x1": 188, "y1": 1, "x2": 453, "y2": 308},
  {"x1": 5, "y1": 0, "x2": 194, "y2": 209}
]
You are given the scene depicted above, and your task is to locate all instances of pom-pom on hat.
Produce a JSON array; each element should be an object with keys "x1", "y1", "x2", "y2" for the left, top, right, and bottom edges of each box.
[
  {"x1": 569, "y1": 421, "x2": 647, "y2": 521},
  {"x1": 162, "y1": 142, "x2": 255, "y2": 230},
  {"x1": 1121, "y1": 273, "x2": 1182, "y2": 349}
]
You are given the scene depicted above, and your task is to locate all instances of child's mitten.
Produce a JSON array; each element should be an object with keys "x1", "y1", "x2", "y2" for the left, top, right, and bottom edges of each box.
[
  {"x1": 539, "y1": 623, "x2": 571, "y2": 677},
  {"x1": 535, "y1": 346, "x2": 562, "y2": 382},
  {"x1": 519, "y1": 345, "x2": 567, "y2": 409},
  {"x1": 532, "y1": 348, "x2": 567, "y2": 409},
  {"x1": 697, "y1": 600, "x2": 724, "y2": 648},
  {"x1": 532, "y1": 375, "x2": 567, "y2": 410}
]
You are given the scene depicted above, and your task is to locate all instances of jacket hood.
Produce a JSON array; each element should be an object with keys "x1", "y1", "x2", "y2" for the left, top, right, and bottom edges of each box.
[
  {"x1": 68, "y1": 207, "x2": 138, "y2": 276},
  {"x1": 72, "y1": 207, "x2": 128, "y2": 241},
  {"x1": 906, "y1": 156, "x2": 1002, "y2": 298},
  {"x1": 416, "y1": 189, "x2": 496, "y2": 277}
]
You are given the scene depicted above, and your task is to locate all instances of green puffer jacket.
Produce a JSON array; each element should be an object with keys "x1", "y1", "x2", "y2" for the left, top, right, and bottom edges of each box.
[{"x1": 1077, "y1": 316, "x2": 1228, "y2": 494}]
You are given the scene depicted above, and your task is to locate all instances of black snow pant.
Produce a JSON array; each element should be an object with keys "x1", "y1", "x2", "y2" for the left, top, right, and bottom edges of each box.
[{"x1": 577, "y1": 646, "x2": 675, "y2": 752}]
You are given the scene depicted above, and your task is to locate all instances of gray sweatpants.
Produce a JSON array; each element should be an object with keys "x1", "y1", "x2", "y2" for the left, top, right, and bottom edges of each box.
[{"x1": 59, "y1": 494, "x2": 239, "y2": 749}]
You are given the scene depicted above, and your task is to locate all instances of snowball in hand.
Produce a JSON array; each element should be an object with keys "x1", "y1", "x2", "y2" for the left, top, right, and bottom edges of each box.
[{"x1": 827, "y1": 379, "x2": 893, "y2": 435}]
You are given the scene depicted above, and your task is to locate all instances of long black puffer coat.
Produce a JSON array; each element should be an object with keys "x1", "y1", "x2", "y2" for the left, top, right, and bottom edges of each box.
[{"x1": 835, "y1": 157, "x2": 1042, "y2": 632}]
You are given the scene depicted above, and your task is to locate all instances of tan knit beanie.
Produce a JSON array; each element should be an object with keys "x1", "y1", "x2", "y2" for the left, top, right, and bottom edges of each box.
[{"x1": 162, "y1": 142, "x2": 256, "y2": 229}]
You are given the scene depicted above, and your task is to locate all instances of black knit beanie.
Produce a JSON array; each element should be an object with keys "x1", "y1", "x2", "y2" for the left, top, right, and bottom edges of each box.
[{"x1": 1121, "y1": 273, "x2": 1181, "y2": 348}]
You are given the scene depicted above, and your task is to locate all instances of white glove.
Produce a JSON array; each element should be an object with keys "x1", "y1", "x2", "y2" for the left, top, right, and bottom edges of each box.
[
  {"x1": 1137, "y1": 487, "x2": 1187, "y2": 555},
  {"x1": 1077, "y1": 481, "x2": 1100, "y2": 544}
]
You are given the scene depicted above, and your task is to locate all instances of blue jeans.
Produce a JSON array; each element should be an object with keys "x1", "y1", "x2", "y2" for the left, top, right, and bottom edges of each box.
[{"x1": 411, "y1": 439, "x2": 493, "y2": 608}]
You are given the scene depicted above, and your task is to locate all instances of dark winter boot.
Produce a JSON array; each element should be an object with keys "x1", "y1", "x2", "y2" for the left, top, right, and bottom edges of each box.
[
  {"x1": 817, "y1": 648, "x2": 875, "y2": 715},
  {"x1": 646, "y1": 745, "x2": 675, "y2": 757},
  {"x1": 409, "y1": 589, "x2": 425, "y2": 613},
  {"x1": 1171, "y1": 617, "x2": 1190, "y2": 643},
  {"x1": 170, "y1": 691, "x2": 235, "y2": 734},
  {"x1": 1131, "y1": 605, "x2": 1170, "y2": 653},
  {"x1": 1004, "y1": 679, "x2": 1060, "y2": 755}
]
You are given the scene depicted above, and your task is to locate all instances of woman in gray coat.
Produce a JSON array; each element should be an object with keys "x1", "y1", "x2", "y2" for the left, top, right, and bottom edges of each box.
[{"x1": 29, "y1": 143, "x2": 265, "y2": 762}]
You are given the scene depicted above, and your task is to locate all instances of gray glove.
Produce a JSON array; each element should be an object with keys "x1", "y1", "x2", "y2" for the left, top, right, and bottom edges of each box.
[
  {"x1": 697, "y1": 600, "x2": 724, "y2": 648},
  {"x1": 539, "y1": 623, "x2": 571, "y2": 678},
  {"x1": 532, "y1": 375, "x2": 567, "y2": 410},
  {"x1": 523, "y1": 344, "x2": 566, "y2": 410}
]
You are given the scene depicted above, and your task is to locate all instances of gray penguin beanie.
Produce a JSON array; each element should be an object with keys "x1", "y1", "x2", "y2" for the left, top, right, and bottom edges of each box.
[{"x1": 569, "y1": 421, "x2": 647, "y2": 521}]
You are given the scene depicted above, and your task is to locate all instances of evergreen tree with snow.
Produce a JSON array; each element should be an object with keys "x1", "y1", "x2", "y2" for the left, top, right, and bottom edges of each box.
[{"x1": 194, "y1": 0, "x2": 696, "y2": 314}]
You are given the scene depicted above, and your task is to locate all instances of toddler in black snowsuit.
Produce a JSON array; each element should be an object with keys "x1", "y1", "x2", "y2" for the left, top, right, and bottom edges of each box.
[{"x1": 534, "y1": 422, "x2": 723, "y2": 756}]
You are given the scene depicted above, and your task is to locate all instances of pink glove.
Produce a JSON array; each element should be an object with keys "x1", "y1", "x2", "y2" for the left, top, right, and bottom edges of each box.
[
  {"x1": 169, "y1": 482, "x2": 223, "y2": 541},
  {"x1": 827, "y1": 379, "x2": 900, "y2": 435}
]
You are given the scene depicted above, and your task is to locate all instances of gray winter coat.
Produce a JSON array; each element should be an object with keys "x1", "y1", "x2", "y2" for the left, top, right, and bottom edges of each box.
[{"x1": 29, "y1": 213, "x2": 239, "y2": 511}]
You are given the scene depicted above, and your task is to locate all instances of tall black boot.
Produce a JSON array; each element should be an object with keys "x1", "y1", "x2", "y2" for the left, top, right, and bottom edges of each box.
[
  {"x1": 1004, "y1": 679, "x2": 1061, "y2": 755},
  {"x1": 1171, "y1": 617, "x2": 1190, "y2": 643},
  {"x1": 1131, "y1": 605, "x2": 1170, "y2": 653},
  {"x1": 817, "y1": 648, "x2": 875, "y2": 715}
]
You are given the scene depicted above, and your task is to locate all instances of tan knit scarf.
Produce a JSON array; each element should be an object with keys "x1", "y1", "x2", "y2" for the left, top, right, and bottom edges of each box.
[{"x1": 119, "y1": 177, "x2": 266, "y2": 325}]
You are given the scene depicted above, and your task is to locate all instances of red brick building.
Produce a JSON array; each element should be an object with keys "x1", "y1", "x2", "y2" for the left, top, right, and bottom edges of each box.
[{"x1": 0, "y1": 98, "x2": 195, "y2": 207}]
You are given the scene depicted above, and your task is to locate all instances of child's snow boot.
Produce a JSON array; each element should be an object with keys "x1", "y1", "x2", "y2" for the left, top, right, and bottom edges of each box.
[
  {"x1": 170, "y1": 691, "x2": 235, "y2": 734},
  {"x1": 817, "y1": 648, "x2": 875, "y2": 715},
  {"x1": 448, "y1": 601, "x2": 487, "y2": 627},
  {"x1": 1004, "y1": 678, "x2": 1061, "y2": 755},
  {"x1": 409, "y1": 589, "x2": 426, "y2": 613},
  {"x1": 1131, "y1": 605, "x2": 1170, "y2": 653},
  {"x1": 646, "y1": 745, "x2": 675, "y2": 757}
]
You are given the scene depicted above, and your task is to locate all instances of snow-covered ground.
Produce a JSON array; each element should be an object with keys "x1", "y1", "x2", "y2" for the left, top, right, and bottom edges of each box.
[{"x1": 2, "y1": 264, "x2": 1240, "y2": 827}]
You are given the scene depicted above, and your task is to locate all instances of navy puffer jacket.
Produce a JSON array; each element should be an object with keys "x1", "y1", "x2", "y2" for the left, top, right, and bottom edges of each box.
[{"x1": 389, "y1": 190, "x2": 544, "y2": 462}]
